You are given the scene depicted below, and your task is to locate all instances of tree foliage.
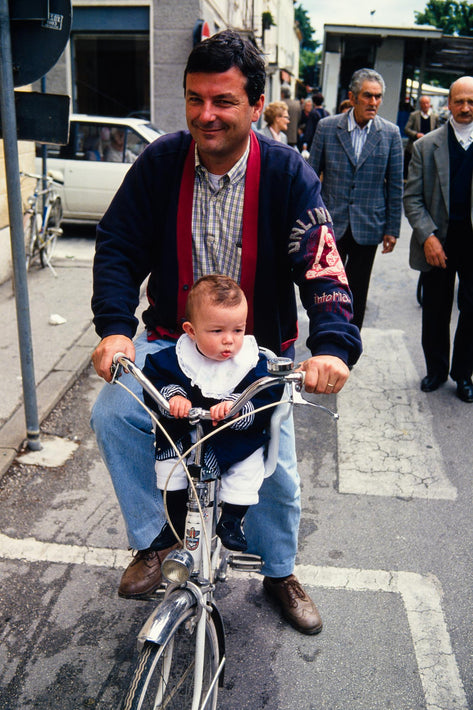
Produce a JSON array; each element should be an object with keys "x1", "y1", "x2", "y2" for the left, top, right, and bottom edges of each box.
[
  {"x1": 415, "y1": 0, "x2": 473, "y2": 36},
  {"x1": 295, "y1": 4, "x2": 318, "y2": 50},
  {"x1": 295, "y1": 4, "x2": 322, "y2": 86}
]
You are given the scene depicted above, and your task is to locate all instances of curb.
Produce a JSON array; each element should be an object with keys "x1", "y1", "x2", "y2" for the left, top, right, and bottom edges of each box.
[{"x1": 0, "y1": 322, "x2": 98, "y2": 480}]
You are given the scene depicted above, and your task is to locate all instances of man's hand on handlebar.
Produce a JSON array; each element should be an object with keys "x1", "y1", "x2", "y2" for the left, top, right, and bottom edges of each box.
[
  {"x1": 92, "y1": 335, "x2": 135, "y2": 382},
  {"x1": 297, "y1": 355, "x2": 349, "y2": 395}
]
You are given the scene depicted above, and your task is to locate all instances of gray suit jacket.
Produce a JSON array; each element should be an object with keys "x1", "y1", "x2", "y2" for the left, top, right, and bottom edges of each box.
[
  {"x1": 404, "y1": 122, "x2": 473, "y2": 271},
  {"x1": 309, "y1": 111, "x2": 403, "y2": 245},
  {"x1": 258, "y1": 125, "x2": 288, "y2": 144},
  {"x1": 404, "y1": 109, "x2": 440, "y2": 155}
]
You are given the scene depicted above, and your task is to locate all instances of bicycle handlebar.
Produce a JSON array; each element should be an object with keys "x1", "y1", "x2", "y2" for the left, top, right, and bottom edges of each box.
[
  {"x1": 111, "y1": 352, "x2": 306, "y2": 423},
  {"x1": 20, "y1": 170, "x2": 64, "y2": 186}
]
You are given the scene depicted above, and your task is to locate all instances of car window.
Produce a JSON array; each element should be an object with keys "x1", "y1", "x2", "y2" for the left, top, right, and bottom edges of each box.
[
  {"x1": 126, "y1": 129, "x2": 149, "y2": 159},
  {"x1": 36, "y1": 121, "x2": 154, "y2": 163}
]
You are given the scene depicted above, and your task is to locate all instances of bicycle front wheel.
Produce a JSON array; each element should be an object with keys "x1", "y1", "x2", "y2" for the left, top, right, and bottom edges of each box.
[{"x1": 121, "y1": 609, "x2": 220, "y2": 710}]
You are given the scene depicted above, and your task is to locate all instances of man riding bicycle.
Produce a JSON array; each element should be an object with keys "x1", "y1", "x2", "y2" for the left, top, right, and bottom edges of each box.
[{"x1": 91, "y1": 30, "x2": 362, "y2": 635}]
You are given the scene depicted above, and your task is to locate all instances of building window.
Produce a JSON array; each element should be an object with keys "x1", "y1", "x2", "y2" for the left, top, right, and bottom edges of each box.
[{"x1": 73, "y1": 34, "x2": 149, "y2": 118}]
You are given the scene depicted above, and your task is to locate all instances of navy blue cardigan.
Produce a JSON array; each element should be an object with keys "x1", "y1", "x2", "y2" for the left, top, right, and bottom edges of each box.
[{"x1": 92, "y1": 130, "x2": 361, "y2": 366}]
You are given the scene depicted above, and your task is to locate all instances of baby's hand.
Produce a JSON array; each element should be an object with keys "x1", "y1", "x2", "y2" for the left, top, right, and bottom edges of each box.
[
  {"x1": 169, "y1": 395, "x2": 192, "y2": 418},
  {"x1": 210, "y1": 400, "x2": 233, "y2": 426}
]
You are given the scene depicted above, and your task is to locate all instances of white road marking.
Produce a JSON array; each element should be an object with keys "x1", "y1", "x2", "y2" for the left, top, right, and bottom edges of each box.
[
  {"x1": 0, "y1": 533, "x2": 466, "y2": 710},
  {"x1": 0, "y1": 532, "x2": 131, "y2": 569},
  {"x1": 337, "y1": 328, "x2": 457, "y2": 499},
  {"x1": 295, "y1": 564, "x2": 468, "y2": 710}
]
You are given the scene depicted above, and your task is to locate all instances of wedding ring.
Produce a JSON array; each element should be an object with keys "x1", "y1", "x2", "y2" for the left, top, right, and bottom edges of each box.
[{"x1": 327, "y1": 383, "x2": 335, "y2": 388}]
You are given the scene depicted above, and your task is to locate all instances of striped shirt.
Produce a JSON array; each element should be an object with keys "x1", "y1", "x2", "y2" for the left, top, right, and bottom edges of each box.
[
  {"x1": 347, "y1": 108, "x2": 372, "y2": 161},
  {"x1": 192, "y1": 140, "x2": 250, "y2": 282}
]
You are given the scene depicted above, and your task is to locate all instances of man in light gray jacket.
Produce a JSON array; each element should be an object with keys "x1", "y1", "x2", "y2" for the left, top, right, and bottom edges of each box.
[{"x1": 404, "y1": 76, "x2": 473, "y2": 403}]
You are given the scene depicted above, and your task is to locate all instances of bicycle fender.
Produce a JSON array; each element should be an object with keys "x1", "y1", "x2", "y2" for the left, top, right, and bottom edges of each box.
[
  {"x1": 137, "y1": 589, "x2": 196, "y2": 648},
  {"x1": 210, "y1": 602, "x2": 226, "y2": 687}
]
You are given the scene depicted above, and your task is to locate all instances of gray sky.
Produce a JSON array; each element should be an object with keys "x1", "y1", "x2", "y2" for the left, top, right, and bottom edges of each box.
[{"x1": 302, "y1": 0, "x2": 431, "y2": 41}]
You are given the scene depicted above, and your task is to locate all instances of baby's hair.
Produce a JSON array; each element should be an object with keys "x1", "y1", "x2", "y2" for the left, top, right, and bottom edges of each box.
[{"x1": 185, "y1": 274, "x2": 246, "y2": 322}]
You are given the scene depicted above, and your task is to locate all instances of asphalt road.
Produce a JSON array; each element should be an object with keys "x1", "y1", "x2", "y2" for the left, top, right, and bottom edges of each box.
[{"x1": 0, "y1": 219, "x2": 471, "y2": 709}]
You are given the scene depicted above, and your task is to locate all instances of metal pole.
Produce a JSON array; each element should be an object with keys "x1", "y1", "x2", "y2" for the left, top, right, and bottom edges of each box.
[
  {"x1": 41, "y1": 75, "x2": 47, "y2": 204},
  {"x1": 0, "y1": 0, "x2": 41, "y2": 450}
]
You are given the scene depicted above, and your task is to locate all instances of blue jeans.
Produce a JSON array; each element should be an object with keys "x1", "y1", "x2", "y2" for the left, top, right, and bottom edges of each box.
[{"x1": 90, "y1": 331, "x2": 301, "y2": 577}]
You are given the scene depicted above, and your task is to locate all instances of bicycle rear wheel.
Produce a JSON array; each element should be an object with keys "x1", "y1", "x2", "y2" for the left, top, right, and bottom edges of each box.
[
  {"x1": 40, "y1": 197, "x2": 62, "y2": 268},
  {"x1": 121, "y1": 609, "x2": 220, "y2": 710},
  {"x1": 24, "y1": 212, "x2": 41, "y2": 270}
]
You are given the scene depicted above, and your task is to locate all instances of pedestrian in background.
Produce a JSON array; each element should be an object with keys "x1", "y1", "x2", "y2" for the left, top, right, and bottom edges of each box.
[
  {"x1": 297, "y1": 97, "x2": 313, "y2": 151},
  {"x1": 338, "y1": 99, "x2": 352, "y2": 114},
  {"x1": 404, "y1": 95, "x2": 439, "y2": 179},
  {"x1": 303, "y1": 92, "x2": 330, "y2": 152},
  {"x1": 309, "y1": 68, "x2": 403, "y2": 329},
  {"x1": 404, "y1": 76, "x2": 473, "y2": 403},
  {"x1": 281, "y1": 85, "x2": 301, "y2": 148},
  {"x1": 258, "y1": 101, "x2": 289, "y2": 143}
]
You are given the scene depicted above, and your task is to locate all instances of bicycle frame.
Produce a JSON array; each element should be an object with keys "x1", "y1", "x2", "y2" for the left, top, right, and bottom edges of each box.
[
  {"x1": 21, "y1": 171, "x2": 63, "y2": 276},
  {"x1": 112, "y1": 353, "x2": 338, "y2": 710}
]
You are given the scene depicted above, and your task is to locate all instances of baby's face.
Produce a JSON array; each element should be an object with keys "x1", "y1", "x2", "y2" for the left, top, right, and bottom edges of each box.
[{"x1": 185, "y1": 300, "x2": 247, "y2": 361}]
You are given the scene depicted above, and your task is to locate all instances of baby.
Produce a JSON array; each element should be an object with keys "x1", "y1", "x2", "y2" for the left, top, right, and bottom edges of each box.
[{"x1": 142, "y1": 274, "x2": 283, "y2": 552}]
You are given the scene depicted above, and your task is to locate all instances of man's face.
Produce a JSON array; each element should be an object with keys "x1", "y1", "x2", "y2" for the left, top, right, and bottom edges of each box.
[
  {"x1": 185, "y1": 67, "x2": 264, "y2": 174},
  {"x1": 349, "y1": 80, "x2": 383, "y2": 127},
  {"x1": 419, "y1": 96, "x2": 431, "y2": 113},
  {"x1": 448, "y1": 77, "x2": 473, "y2": 125}
]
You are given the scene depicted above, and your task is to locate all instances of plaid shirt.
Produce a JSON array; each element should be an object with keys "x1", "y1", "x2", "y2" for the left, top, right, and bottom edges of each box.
[{"x1": 192, "y1": 140, "x2": 249, "y2": 282}]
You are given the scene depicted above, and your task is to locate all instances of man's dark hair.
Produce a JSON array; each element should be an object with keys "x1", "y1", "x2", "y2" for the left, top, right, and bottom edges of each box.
[
  {"x1": 183, "y1": 30, "x2": 266, "y2": 106},
  {"x1": 312, "y1": 92, "x2": 324, "y2": 106}
]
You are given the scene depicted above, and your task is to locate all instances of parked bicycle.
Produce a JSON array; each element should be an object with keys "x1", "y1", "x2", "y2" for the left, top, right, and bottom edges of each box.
[
  {"x1": 111, "y1": 352, "x2": 338, "y2": 710},
  {"x1": 21, "y1": 171, "x2": 64, "y2": 276}
]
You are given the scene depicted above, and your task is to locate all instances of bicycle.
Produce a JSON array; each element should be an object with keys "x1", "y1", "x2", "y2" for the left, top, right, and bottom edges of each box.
[
  {"x1": 111, "y1": 352, "x2": 338, "y2": 710},
  {"x1": 21, "y1": 171, "x2": 64, "y2": 276}
]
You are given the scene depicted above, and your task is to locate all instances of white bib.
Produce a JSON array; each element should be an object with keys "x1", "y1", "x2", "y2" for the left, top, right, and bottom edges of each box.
[{"x1": 176, "y1": 334, "x2": 260, "y2": 399}]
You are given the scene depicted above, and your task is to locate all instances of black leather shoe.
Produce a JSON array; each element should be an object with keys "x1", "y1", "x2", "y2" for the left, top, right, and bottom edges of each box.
[
  {"x1": 216, "y1": 514, "x2": 248, "y2": 551},
  {"x1": 420, "y1": 374, "x2": 447, "y2": 392},
  {"x1": 456, "y1": 379, "x2": 473, "y2": 403}
]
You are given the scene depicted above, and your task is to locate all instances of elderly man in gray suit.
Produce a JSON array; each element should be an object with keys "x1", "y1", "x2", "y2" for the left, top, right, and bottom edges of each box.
[
  {"x1": 404, "y1": 76, "x2": 473, "y2": 403},
  {"x1": 404, "y1": 95, "x2": 440, "y2": 178},
  {"x1": 309, "y1": 68, "x2": 403, "y2": 329}
]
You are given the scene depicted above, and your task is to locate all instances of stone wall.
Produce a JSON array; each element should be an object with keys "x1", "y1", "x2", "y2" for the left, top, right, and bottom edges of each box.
[{"x1": 0, "y1": 139, "x2": 36, "y2": 284}]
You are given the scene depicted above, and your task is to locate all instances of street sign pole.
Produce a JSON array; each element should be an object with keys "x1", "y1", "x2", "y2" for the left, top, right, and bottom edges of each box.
[{"x1": 0, "y1": 0, "x2": 41, "y2": 450}]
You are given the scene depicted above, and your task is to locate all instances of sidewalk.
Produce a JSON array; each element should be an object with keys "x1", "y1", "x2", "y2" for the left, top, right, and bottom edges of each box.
[{"x1": 0, "y1": 247, "x2": 98, "y2": 478}]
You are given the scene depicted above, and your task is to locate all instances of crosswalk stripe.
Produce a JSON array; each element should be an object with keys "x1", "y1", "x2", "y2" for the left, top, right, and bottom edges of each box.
[
  {"x1": 0, "y1": 532, "x2": 466, "y2": 710},
  {"x1": 337, "y1": 328, "x2": 456, "y2": 499},
  {"x1": 295, "y1": 564, "x2": 468, "y2": 710}
]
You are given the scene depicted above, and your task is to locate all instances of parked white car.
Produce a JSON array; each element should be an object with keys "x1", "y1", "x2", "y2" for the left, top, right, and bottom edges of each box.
[{"x1": 35, "y1": 114, "x2": 165, "y2": 221}]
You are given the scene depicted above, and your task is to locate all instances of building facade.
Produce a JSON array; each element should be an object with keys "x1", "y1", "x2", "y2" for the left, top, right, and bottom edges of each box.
[
  {"x1": 1, "y1": 0, "x2": 299, "y2": 283},
  {"x1": 43, "y1": 0, "x2": 300, "y2": 132}
]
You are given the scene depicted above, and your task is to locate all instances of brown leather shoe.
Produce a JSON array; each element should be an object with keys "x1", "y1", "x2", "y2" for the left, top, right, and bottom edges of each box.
[
  {"x1": 263, "y1": 574, "x2": 323, "y2": 635},
  {"x1": 118, "y1": 543, "x2": 180, "y2": 599}
]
